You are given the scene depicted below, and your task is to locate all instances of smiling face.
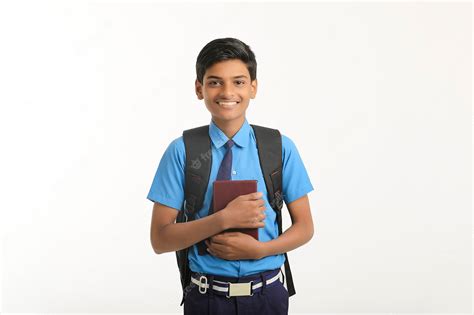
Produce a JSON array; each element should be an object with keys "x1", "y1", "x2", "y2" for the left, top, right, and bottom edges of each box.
[{"x1": 195, "y1": 59, "x2": 257, "y2": 125}]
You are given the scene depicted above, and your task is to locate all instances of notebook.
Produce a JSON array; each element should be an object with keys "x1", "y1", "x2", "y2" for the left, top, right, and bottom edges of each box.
[{"x1": 213, "y1": 179, "x2": 259, "y2": 240}]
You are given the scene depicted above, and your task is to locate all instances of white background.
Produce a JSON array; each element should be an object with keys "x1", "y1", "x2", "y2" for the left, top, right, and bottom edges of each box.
[{"x1": 0, "y1": 1, "x2": 471, "y2": 314}]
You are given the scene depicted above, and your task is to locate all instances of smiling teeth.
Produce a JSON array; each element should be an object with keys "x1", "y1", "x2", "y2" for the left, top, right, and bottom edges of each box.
[{"x1": 218, "y1": 101, "x2": 238, "y2": 106}]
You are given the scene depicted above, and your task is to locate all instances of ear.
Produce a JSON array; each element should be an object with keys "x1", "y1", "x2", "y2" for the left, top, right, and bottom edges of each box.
[
  {"x1": 195, "y1": 79, "x2": 204, "y2": 100},
  {"x1": 250, "y1": 79, "x2": 258, "y2": 99}
]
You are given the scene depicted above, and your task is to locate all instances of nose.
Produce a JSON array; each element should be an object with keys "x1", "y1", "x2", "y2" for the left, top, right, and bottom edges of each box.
[{"x1": 219, "y1": 83, "x2": 235, "y2": 98}]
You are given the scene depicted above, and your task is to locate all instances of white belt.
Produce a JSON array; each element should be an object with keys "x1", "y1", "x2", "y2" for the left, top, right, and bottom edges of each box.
[{"x1": 191, "y1": 270, "x2": 282, "y2": 298}]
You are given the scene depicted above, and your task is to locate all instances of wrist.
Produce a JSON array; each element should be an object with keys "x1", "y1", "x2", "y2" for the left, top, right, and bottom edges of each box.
[
  {"x1": 256, "y1": 241, "x2": 267, "y2": 259},
  {"x1": 215, "y1": 209, "x2": 229, "y2": 231}
]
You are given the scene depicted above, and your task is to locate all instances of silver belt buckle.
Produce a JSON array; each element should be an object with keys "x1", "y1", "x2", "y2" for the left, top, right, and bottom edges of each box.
[
  {"x1": 198, "y1": 275, "x2": 208, "y2": 294},
  {"x1": 226, "y1": 281, "x2": 253, "y2": 298}
]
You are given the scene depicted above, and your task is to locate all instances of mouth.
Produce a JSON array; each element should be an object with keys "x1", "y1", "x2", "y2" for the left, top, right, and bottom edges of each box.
[{"x1": 216, "y1": 101, "x2": 240, "y2": 108}]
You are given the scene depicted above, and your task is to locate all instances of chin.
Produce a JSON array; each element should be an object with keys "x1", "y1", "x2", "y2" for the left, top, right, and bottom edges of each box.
[{"x1": 213, "y1": 112, "x2": 244, "y2": 123}]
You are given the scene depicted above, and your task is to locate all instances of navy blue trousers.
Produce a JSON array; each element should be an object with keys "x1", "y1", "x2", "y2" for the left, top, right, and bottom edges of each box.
[{"x1": 183, "y1": 268, "x2": 289, "y2": 315}]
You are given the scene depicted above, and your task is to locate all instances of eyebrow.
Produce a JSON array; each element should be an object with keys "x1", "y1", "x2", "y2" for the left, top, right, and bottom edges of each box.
[{"x1": 206, "y1": 75, "x2": 249, "y2": 80}]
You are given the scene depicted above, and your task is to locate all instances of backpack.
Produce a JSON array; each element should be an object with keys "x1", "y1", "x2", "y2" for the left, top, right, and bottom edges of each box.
[{"x1": 175, "y1": 124, "x2": 296, "y2": 306}]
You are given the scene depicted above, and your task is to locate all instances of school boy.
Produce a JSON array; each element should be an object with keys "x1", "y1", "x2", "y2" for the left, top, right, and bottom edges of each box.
[{"x1": 148, "y1": 37, "x2": 314, "y2": 315}]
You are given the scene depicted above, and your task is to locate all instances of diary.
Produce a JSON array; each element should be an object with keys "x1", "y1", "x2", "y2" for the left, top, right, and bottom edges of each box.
[{"x1": 213, "y1": 179, "x2": 259, "y2": 240}]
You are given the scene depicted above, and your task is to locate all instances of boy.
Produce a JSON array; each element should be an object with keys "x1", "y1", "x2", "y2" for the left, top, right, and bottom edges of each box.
[{"x1": 148, "y1": 37, "x2": 314, "y2": 315}]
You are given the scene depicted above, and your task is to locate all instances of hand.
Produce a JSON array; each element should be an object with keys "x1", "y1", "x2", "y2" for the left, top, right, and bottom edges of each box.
[
  {"x1": 220, "y1": 192, "x2": 267, "y2": 230},
  {"x1": 205, "y1": 232, "x2": 264, "y2": 260}
]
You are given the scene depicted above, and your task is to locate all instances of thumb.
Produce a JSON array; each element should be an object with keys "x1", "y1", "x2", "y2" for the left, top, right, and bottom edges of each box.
[{"x1": 244, "y1": 192, "x2": 263, "y2": 200}]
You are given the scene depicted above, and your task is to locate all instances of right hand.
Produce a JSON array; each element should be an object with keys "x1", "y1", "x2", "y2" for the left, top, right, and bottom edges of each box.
[{"x1": 220, "y1": 192, "x2": 267, "y2": 229}]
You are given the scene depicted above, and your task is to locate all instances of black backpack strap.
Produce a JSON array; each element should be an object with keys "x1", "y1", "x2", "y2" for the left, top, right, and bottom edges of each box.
[
  {"x1": 251, "y1": 124, "x2": 296, "y2": 297},
  {"x1": 175, "y1": 125, "x2": 212, "y2": 305},
  {"x1": 183, "y1": 125, "x2": 212, "y2": 218}
]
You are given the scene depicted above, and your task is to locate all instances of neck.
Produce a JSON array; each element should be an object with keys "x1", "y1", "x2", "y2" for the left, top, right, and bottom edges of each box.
[{"x1": 212, "y1": 116, "x2": 246, "y2": 139}]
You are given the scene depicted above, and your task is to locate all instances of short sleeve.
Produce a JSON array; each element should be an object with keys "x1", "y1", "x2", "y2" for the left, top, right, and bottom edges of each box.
[
  {"x1": 147, "y1": 136, "x2": 186, "y2": 211},
  {"x1": 281, "y1": 134, "x2": 314, "y2": 204}
]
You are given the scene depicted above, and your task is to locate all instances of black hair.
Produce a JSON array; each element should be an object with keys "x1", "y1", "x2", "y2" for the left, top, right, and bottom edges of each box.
[{"x1": 195, "y1": 37, "x2": 257, "y2": 84}]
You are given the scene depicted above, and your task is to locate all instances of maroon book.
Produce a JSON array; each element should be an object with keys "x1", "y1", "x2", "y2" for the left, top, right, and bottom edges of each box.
[{"x1": 213, "y1": 179, "x2": 259, "y2": 240}]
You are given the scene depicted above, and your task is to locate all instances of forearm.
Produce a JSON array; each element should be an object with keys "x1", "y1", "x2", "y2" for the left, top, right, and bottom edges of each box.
[
  {"x1": 154, "y1": 211, "x2": 226, "y2": 254},
  {"x1": 259, "y1": 222, "x2": 313, "y2": 258}
]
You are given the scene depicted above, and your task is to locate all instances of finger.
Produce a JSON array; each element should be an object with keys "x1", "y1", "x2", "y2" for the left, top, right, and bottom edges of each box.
[
  {"x1": 209, "y1": 241, "x2": 228, "y2": 253},
  {"x1": 254, "y1": 199, "x2": 265, "y2": 208},
  {"x1": 250, "y1": 217, "x2": 263, "y2": 228},
  {"x1": 205, "y1": 240, "x2": 216, "y2": 256},
  {"x1": 208, "y1": 244, "x2": 224, "y2": 258},
  {"x1": 210, "y1": 236, "x2": 227, "y2": 245},
  {"x1": 207, "y1": 247, "x2": 217, "y2": 256},
  {"x1": 206, "y1": 240, "x2": 217, "y2": 252},
  {"x1": 211, "y1": 232, "x2": 228, "y2": 242},
  {"x1": 225, "y1": 232, "x2": 241, "y2": 237},
  {"x1": 219, "y1": 231, "x2": 234, "y2": 236},
  {"x1": 243, "y1": 192, "x2": 263, "y2": 200}
]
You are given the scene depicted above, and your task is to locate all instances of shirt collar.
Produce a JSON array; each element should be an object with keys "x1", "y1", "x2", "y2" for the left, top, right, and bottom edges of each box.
[{"x1": 209, "y1": 118, "x2": 251, "y2": 149}]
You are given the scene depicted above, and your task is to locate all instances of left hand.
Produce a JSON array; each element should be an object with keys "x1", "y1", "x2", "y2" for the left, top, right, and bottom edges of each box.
[{"x1": 205, "y1": 232, "x2": 263, "y2": 260}]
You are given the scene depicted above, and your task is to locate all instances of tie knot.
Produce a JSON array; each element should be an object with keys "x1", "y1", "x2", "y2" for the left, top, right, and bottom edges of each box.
[{"x1": 225, "y1": 139, "x2": 234, "y2": 149}]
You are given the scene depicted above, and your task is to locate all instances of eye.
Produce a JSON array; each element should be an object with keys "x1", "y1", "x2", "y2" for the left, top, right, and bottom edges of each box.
[{"x1": 235, "y1": 80, "x2": 245, "y2": 85}]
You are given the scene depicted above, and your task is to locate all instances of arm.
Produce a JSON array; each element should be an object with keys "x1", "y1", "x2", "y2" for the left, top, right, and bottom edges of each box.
[
  {"x1": 150, "y1": 202, "x2": 227, "y2": 254},
  {"x1": 205, "y1": 194, "x2": 314, "y2": 260},
  {"x1": 258, "y1": 194, "x2": 314, "y2": 258}
]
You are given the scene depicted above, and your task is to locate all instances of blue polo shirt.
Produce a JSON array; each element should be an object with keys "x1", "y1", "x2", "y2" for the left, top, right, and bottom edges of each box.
[{"x1": 147, "y1": 118, "x2": 314, "y2": 277}]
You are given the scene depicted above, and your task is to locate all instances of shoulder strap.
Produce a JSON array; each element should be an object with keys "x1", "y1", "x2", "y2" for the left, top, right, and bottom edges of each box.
[
  {"x1": 251, "y1": 124, "x2": 283, "y2": 212},
  {"x1": 182, "y1": 125, "x2": 212, "y2": 218},
  {"x1": 176, "y1": 124, "x2": 212, "y2": 306},
  {"x1": 251, "y1": 124, "x2": 296, "y2": 297}
]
